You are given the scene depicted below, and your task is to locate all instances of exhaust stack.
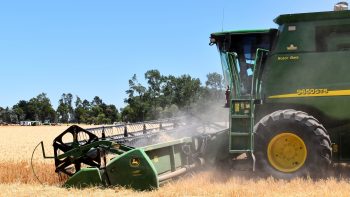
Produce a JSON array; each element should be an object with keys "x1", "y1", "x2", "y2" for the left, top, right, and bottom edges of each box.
[{"x1": 334, "y1": 2, "x2": 348, "y2": 11}]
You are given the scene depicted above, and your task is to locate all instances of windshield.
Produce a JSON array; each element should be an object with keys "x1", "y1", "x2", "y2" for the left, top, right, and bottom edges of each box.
[
  {"x1": 220, "y1": 51, "x2": 232, "y2": 88},
  {"x1": 213, "y1": 31, "x2": 276, "y2": 97}
]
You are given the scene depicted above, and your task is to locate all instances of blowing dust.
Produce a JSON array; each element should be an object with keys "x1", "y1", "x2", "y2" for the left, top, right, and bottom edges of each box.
[{"x1": 123, "y1": 100, "x2": 230, "y2": 147}]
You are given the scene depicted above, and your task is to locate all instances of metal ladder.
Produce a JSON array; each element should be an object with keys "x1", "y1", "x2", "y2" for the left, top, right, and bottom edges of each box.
[{"x1": 229, "y1": 98, "x2": 256, "y2": 171}]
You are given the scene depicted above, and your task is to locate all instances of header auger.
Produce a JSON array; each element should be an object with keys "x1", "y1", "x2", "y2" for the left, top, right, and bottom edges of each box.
[{"x1": 32, "y1": 117, "x2": 229, "y2": 190}]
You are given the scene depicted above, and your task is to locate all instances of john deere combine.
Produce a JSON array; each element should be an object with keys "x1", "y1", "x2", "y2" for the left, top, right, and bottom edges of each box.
[
  {"x1": 210, "y1": 2, "x2": 350, "y2": 178},
  {"x1": 33, "y1": 2, "x2": 350, "y2": 190}
]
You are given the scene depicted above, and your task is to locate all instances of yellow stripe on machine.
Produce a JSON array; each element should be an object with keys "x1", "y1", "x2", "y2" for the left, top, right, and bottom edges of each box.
[{"x1": 269, "y1": 89, "x2": 350, "y2": 99}]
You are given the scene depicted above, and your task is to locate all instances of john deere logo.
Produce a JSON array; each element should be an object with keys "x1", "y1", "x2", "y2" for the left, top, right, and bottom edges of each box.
[{"x1": 130, "y1": 157, "x2": 140, "y2": 167}]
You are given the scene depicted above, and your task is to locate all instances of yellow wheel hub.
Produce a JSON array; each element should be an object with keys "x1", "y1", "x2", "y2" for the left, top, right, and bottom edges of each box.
[{"x1": 267, "y1": 132, "x2": 307, "y2": 173}]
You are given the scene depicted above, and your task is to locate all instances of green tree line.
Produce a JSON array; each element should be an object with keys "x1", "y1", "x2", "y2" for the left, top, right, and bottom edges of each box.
[
  {"x1": 122, "y1": 70, "x2": 224, "y2": 122},
  {"x1": 0, "y1": 70, "x2": 223, "y2": 124}
]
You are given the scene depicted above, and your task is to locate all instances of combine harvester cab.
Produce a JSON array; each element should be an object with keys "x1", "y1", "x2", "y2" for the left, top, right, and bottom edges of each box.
[{"x1": 34, "y1": 118, "x2": 229, "y2": 190}]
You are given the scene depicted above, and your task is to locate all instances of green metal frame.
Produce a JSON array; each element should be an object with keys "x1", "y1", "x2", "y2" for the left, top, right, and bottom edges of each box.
[
  {"x1": 212, "y1": 10, "x2": 350, "y2": 163},
  {"x1": 224, "y1": 48, "x2": 269, "y2": 154},
  {"x1": 61, "y1": 130, "x2": 229, "y2": 190}
]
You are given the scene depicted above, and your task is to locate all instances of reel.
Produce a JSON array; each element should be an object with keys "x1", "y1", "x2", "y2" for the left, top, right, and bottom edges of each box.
[{"x1": 53, "y1": 125, "x2": 101, "y2": 176}]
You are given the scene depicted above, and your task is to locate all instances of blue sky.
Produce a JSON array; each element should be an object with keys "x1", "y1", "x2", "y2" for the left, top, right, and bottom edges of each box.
[{"x1": 0, "y1": 1, "x2": 342, "y2": 109}]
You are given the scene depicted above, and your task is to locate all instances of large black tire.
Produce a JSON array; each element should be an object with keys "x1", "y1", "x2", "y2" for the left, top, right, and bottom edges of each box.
[{"x1": 254, "y1": 109, "x2": 332, "y2": 179}]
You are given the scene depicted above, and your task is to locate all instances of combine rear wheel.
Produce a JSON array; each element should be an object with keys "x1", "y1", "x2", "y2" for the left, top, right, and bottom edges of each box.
[{"x1": 254, "y1": 109, "x2": 331, "y2": 179}]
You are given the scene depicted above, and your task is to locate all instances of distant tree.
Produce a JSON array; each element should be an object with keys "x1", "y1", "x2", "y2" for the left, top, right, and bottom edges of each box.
[
  {"x1": 90, "y1": 105, "x2": 102, "y2": 119},
  {"x1": 57, "y1": 93, "x2": 74, "y2": 123},
  {"x1": 124, "y1": 74, "x2": 149, "y2": 122},
  {"x1": 145, "y1": 69, "x2": 164, "y2": 119},
  {"x1": 2, "y1": 107, "x2": 11, "y2": 123},
  {"x1": 104, "y1": 104, "x2": 119, "y2": 123},
  {"x1": 19, "y1": 93, "x2": 56, "y2": 122},
  {"x1": 80, "y1": 99, "x2": 91, "y2": 123},
  {"x1": 92, "y1": 96, "x2": 103, "y2": 106},
  {"x1": 205, "y1": 72, "x2": 224, "y2": 100},
  {"x1": 0, "y1": 107, "x2": 17, "y2": 123},
  {"x1": 82, "y1": 99, "x2": 91, "y2": 109},
  {"x1": 6, "y1": 92, "x2": 120, "y2": 125},
  {"x1": 12, "y1": 105, "x2": 24, "y2": 121},
  {"x1": 69, "y1": 96, "x2": 120, "y2": 124},
  {"x1": 35, "y1": 93, "x2": 56, "y2": 122},
  {"x1": 160, "y1": 104, "x2": 179, "y2": 118},
  {"x1": 0, "y1": 107, "x2": 4, "y2": 122},
  {"x1": 12, "y1": 100, "x2": 27, "y2": 121},
  {"x1": 161, "y1": 75, "x2": 177, "y2": 107},
  {"x1": 57, "y1": 103, "x2": 68, "y2": 123},
  {"x1": 121, "y1": 105, "x2": 135, "y2": 122},
  {"x1": 205, "y1": 72, "x2": 223, "y2": 90},
  {"x1": 57, "y1": 94, "x2": 70, "y2": 123},
  {"x1": 122, "y1": 70, "x2": 205, "y2": 122},
  {"x1": 96, "y1": 113, "x2": 111, "y2": 124},
  {"x1": 74, "y1": 96, "x2": 85, "y2": 124},
  {"x1": 172, "y1": 74, "x2": 201, "y2": 109},
  {"x1": 126, "y1": 74, "x2": 147, "y2": 98}
]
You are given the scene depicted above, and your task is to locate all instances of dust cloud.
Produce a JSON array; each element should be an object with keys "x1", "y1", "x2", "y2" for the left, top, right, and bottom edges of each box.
[{"x1": 124, "y1": 99, "x2": 230, "y2": 147}]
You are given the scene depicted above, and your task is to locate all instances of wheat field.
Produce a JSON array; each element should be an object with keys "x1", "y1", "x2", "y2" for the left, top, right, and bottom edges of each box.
[{"x1": 1, "y1": 126, "x2": 350, "y2": 196}]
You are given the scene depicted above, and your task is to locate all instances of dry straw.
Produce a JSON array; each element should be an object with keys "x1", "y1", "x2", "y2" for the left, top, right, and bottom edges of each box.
[{"x1": 1, "y1": 126, "x2": 350, "y2": 196}]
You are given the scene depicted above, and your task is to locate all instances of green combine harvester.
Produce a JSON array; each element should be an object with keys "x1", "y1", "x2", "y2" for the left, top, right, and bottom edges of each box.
[
  {"x1": 33, "y1": 2, "x2": 350, "y2": 190},
  {"x1": 209, "y1": 2, "x2": 350, "y2": 178}
]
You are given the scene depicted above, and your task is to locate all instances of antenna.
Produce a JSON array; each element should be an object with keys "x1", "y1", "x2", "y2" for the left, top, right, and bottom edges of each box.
[{"x1": 221, "y1": 8, "x2": 225, "y2": 32}]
